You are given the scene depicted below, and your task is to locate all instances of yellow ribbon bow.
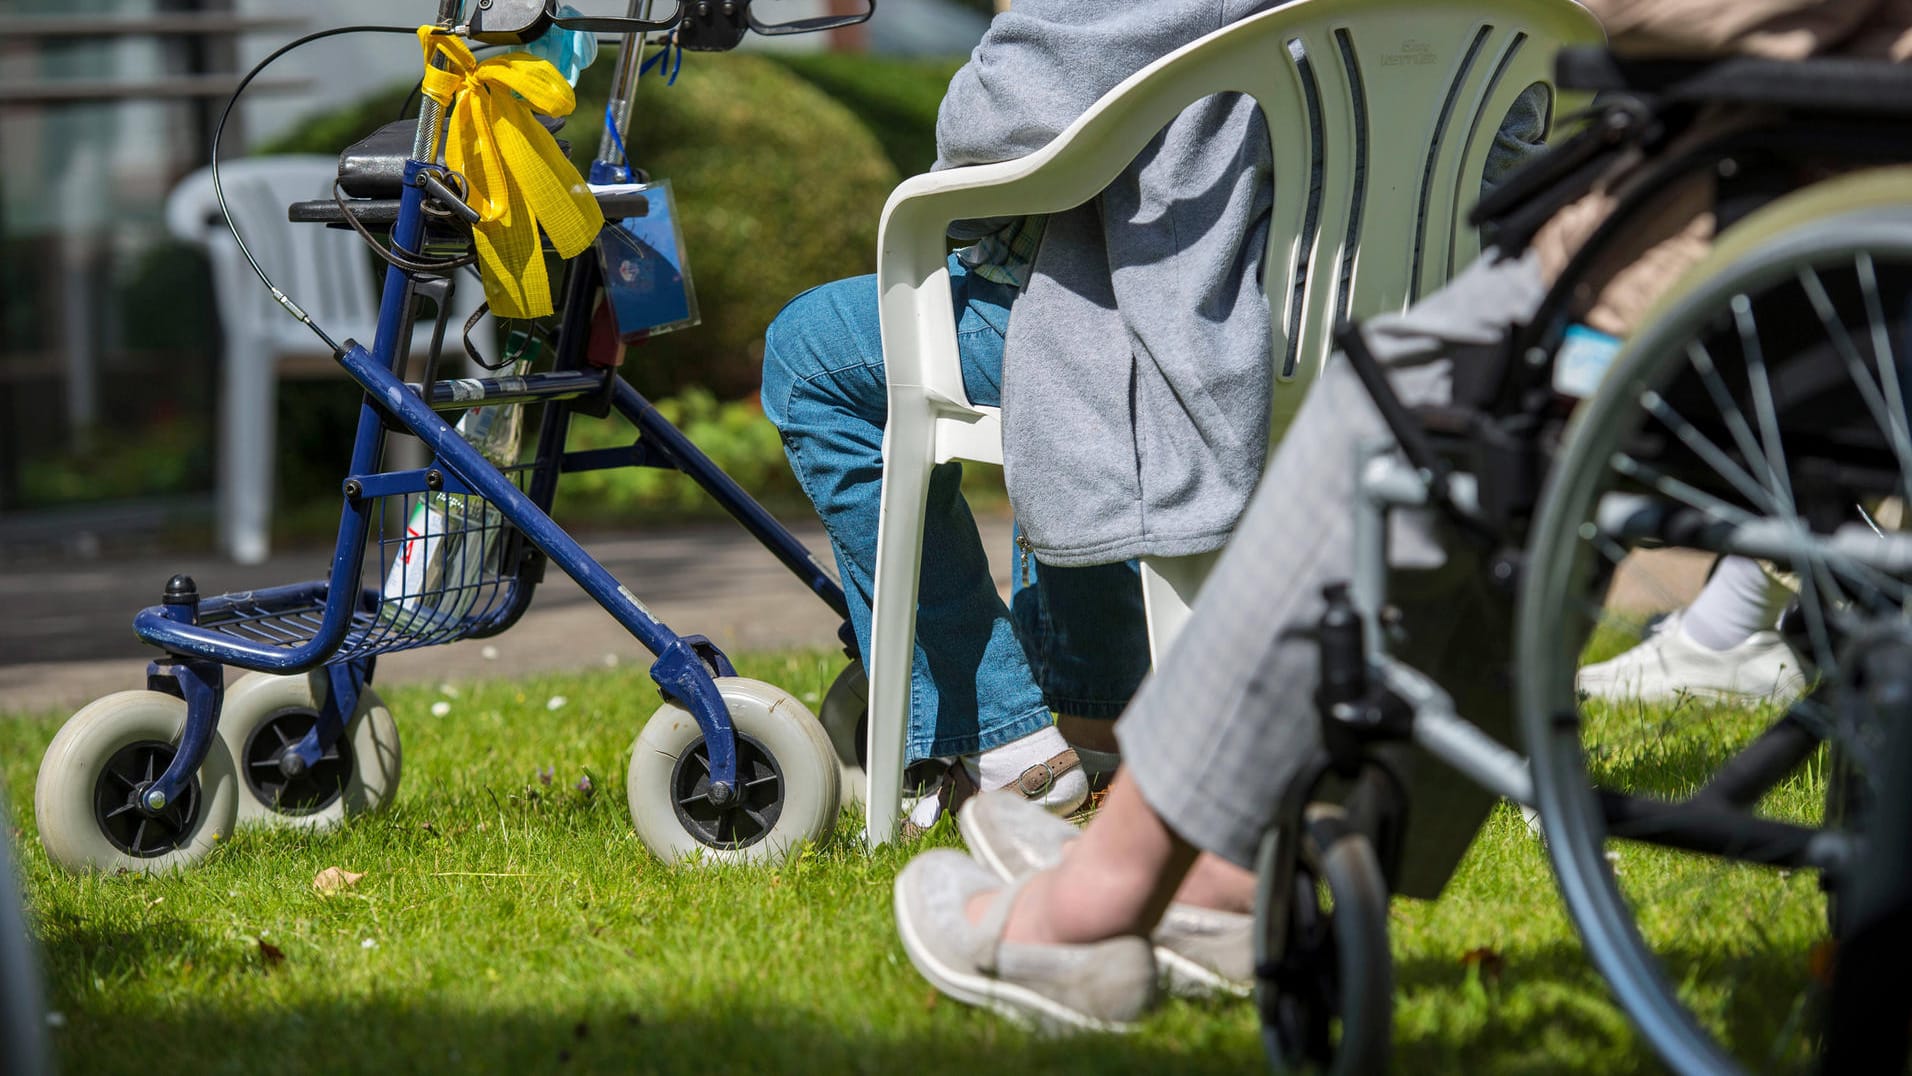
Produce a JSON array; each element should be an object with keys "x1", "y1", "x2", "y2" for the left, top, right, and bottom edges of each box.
[{"x1": 416, "y1": 27, "x2": 604, "y2": 319}]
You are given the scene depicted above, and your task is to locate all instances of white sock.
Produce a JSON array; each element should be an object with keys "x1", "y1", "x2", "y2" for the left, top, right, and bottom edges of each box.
[
  {"x1": 977, "y1": 724, "x2": 1088, "y2": 813},
  {"x1": 903, "y1": 758, "x2": 955, "y2": 829},
  {"x1": 906, "y1": 790, "x2": 945, "y2": 829},
  {"x1": 1683, "y1": 556, "x2": 1790, "y2": 651}
]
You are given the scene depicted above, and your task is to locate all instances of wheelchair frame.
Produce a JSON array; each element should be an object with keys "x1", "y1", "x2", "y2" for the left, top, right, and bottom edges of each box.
[{"x1": 1255, "y1": 48, "x2": 1912, "y2": 1075}]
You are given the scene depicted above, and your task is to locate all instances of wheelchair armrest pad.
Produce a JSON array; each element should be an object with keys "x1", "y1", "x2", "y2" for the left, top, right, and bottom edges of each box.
[{"x1": 1557, "y1": 46, "x2": 1912, "y2": 116}]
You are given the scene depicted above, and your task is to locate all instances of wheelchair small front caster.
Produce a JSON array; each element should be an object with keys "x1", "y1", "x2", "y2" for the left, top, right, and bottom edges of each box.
[
  {"x1": 627, "y1": 677, "x2": 841, "y2": 864},
  {"x1": 35, "y1": 691, "x2": 240, "y2": 874},
  {"x1": 218, "y1": 671, "x2": 402, "y2": 830},
  {"x1": 1255, "y1": 804, "x2": 1393, "y2": 1075}
]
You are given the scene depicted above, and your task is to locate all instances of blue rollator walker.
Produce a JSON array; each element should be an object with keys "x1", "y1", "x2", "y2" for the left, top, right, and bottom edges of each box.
[{"x1": 32, "y1": 0, "x2": 878, "y2": 873}]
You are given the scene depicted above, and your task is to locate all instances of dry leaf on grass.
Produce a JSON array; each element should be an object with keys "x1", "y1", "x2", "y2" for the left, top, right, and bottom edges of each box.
[
  {"x1": 312, "y1": 866, "x2": 366, "y2": 895},
  {"x1": 1809, "y1": 939, "x2": 1838, "y2": 986},
  {"x1": 1460, "y1": 946, "x2": 1506, "y2": 984},
  {"x1": 258, "y1": 939, "x2": 286, "y2": 969}
]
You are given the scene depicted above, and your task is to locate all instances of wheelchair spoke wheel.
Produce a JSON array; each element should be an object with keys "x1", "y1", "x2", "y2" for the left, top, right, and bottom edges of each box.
[
  {"x1": 1518, "y1": 172, "x2": 1912, "y2": 1074},
  {"x1": 628, "y1": 677, "x2": 841, "y2": 865},
  {"x1": 218, "y1": 671, "x2": 402, "y2": 830},
  {"x1": 1255, "y1": 805, "x2": 1392, "y2": 1075}
]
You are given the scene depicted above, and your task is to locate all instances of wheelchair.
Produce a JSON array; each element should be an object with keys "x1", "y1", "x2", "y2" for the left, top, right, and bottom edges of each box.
[{"x1": 1251, "y1": 48, "x2": 1912, "y2": 1074}]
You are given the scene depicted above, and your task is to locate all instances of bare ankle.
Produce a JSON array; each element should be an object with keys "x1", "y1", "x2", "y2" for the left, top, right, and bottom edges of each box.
[{"x1": 1170, "y1": 853, "x2": 1256, "y2": 915}]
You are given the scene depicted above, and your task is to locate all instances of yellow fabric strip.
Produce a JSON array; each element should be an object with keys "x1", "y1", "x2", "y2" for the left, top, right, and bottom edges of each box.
[{"x1": 416, "y1": 27, "x2": 604, "y2": 319}]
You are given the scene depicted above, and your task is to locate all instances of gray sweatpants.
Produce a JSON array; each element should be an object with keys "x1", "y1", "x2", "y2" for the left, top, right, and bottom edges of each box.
[{"x1": 1114, "y1": 250, "x2": 1547, "y2": 900}]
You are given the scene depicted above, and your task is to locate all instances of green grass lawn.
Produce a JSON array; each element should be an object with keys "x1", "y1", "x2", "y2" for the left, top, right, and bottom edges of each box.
[{"x1": 0, "y1": 639, "x2": 1829, "y2": 1074}]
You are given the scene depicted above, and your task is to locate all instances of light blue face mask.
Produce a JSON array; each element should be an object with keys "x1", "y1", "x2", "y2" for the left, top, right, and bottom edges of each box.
[{"x1": 523, "y1": 5, "x2": 599, "y2": 86}]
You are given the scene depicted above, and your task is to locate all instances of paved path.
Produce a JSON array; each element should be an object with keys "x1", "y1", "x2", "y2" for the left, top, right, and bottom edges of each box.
[
  {"x1": 0, "y1": 515, "x2": 1700, "y2": 717},
  {"x1": 0, "y1": 517, "x2": 1017, "y2": 716}
]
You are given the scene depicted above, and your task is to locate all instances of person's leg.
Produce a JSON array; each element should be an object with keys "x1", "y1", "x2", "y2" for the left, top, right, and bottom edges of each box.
[
  {"x1": 905, "y1": 250, "x2": 1549, "y2": 957},
  {"x1": 1685, "y1": 556, "x2": 1792, "y2": 649},
  {"x1": 978, "y1": 771, "x2": 1194, "y2": 944},
  {"x1": 1008, "y1": 529, "x2": 1150, "y2": 767},
  {"x1": 760, "y1": 260, "x2": 1085, "y2": 811},
  {"x1": 1577, "y1": 553, "x2": 1806, "y2": 702}
]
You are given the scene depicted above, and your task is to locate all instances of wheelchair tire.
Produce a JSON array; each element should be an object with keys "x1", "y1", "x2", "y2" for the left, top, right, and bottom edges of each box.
[
  {"x1": 627, "y1": 677, "x2": 840, "y2": 865},
  {"x1": 1255, "y1": 804, "x2": 1393, "y2": 1076},
  {"x1": 35, "y1": 690, "x2": 240, "y2": 874},
  {"x1": 218, "y1": 670, "x2": 402, "y2": 830},
  {"x1": 1517, "y1": 169, "x2": 1912, "y2": 1074}
]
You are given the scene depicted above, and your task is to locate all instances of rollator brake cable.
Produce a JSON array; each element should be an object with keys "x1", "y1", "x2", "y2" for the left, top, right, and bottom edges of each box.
[{"x1": 209, "y1": 23, "x2": 427, "y2": 354}]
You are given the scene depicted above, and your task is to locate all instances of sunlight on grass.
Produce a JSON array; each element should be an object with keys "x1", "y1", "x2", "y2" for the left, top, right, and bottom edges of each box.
[{"x1": 0, "y1": 640, "x2": 1832, "y2": 1073}]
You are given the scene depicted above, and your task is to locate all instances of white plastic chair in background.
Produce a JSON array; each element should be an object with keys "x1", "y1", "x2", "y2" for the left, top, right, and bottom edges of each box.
[
  {"x1": 166, "y1": 156, "x2": 490, "y2": 565},
  {"x1": 863, "y1": 0, "x2": 1603, "y2": 845}
]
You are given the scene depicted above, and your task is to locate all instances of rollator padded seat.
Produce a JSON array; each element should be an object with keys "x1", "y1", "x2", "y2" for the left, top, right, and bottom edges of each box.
[
  {"x1": 289, "y1": 115, "x2": 647, "y2": 227},
  {"x1": 335, "y1": 115, "x2": 571, "y2": 200},
  {"x1": 1557, "y1": 46, "x2": 1912, "y2": 116}
]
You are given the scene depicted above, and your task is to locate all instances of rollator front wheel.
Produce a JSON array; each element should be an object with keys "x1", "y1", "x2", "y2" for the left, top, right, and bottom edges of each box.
[
  {"x1": 819, "y1": 659, "x2": 868, "y2": 809},
  {"x1": 1255, "y1": 804, "x2": 1393, "y2": 1076},
  {"x1": 1517, "y1": 171, "x2": 1912, "y2": 1072},
  {"x1": 627, "y1": 677, "x2": 841, "y2": 864},
  {"x1": 218, "y1": 671, "x2": 402, "y2": 830},
  {"x1": 35, "y1": 691, "x2": 240, "y2": 874}
]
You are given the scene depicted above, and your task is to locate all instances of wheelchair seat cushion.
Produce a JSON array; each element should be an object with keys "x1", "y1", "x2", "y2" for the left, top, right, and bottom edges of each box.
[
  {"x1": 336, "y1": 116, "x2": 570, "y2": 199},
  {"x1": 1556, "y1": 46, "x2": 1912, "y2": 116}
]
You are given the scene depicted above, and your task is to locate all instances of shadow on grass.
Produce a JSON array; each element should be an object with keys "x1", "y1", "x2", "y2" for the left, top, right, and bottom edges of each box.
[
  {"x1": 1393, "y1": 936, "x2": 1820, "y2": 1073},
  {"x1": 40, "y1": 989, "x2": 1260, "y2": 1076}
]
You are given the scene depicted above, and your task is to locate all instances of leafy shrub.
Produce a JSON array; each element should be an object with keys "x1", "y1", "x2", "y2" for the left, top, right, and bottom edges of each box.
[
  {"x1": 551, "y1": 387, "x2": 1003, "y2": 523},
  {"x1": 766, "y1": 53, "x2": 962, "y2": 178},
  {"x1": 553, "y1": 388, "x2": 808, "y2": 520}
]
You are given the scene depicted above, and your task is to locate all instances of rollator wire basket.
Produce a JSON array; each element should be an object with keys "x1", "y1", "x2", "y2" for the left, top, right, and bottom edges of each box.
[
  {"x1": 181, "y1": 438, "x2": 533, "y2": 663},
  {"x1": 361, "y1": 474, "x2": 526, "y2": 650}
]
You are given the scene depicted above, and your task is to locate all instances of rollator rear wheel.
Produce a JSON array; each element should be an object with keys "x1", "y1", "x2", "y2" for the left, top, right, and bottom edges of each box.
[
  {"x1": 35, "y1": 691, "x2": 240, "y2": 874},
  {"x1": 218, "y1": 671, "x2": 402, "y2": 830},
  {"x1": 1255, "y1": 804, "x2": 1393, "y2": 1075},
  {"x1": 1517, "y1": 170, "x2": 1912, "y2": 1073},
  {"x1": 627, "y1": 677, "x2": 841, "y2": 864},
  {"x1": 819, "y1": 659, "x2": 868, "y2": 809}
]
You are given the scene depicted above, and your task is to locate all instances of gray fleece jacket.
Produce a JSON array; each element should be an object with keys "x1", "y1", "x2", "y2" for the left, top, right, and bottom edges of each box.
[{"x1": 934, "y1": 0, "x2": 1545, "y2": 566}]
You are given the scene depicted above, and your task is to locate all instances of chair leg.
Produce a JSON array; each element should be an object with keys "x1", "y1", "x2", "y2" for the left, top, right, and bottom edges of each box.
[
  {"x1": 864, "y1": 409, "x2": 938, "y2": 848},
  {"x1": 221, "y1": 338, "x2": 274, "y2": 565},
  {"x1": 1139, "y1": 551, "x2": 1221, "y2": 663}
]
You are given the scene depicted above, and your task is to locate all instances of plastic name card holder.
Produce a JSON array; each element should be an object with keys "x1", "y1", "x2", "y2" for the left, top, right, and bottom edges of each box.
[
  {"x1": 1552, "y1": 323, "x2": 1623, "y2": 400},
  {"x1": 592, "y1": 179, "x2": 699, "y2": 343}
]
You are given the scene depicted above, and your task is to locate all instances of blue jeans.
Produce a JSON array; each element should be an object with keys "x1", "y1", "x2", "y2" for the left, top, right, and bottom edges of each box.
[{"x1": 761, "y1": 257, "x2": 1149, "y2": 761}]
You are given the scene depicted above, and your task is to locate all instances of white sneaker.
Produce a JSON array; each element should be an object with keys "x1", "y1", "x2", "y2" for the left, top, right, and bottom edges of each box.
[{"x1": 1576, "y1": 611, "x2": 1809, "y2": 705}]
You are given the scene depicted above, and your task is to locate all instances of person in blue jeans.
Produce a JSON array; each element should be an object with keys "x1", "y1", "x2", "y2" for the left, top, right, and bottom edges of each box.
[
  {"x1": 762, "y1": 0, "x2": 1552, "y2": 831},
  {"x1": 761, "y1": 248, "x2": 1150, "y2": 828}
]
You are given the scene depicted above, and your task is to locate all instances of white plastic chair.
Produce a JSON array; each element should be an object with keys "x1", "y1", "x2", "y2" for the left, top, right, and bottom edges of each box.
[
  {"x1": 167, "y1": 156, "x2": 490, "y2": 565},
  {"x1": 863, "y1": 0, "x2": 1603, "y2": 845}
]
